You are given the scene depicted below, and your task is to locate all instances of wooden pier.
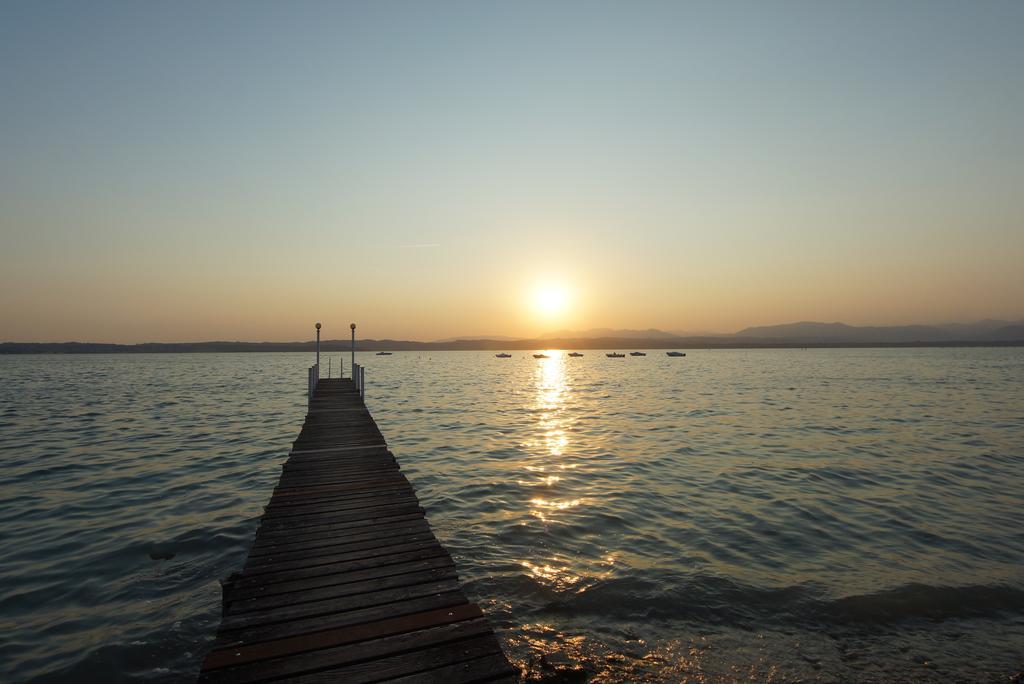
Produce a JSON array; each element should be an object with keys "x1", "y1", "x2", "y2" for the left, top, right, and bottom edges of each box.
[{"x1": 199, "y1": 377, "x2": 517, "y2": 683}]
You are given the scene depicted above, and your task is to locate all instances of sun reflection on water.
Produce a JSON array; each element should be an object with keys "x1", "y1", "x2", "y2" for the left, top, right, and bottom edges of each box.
[
  {"x1": 521, "y1": 351, "x2": 580, "y2": 520},
  {"x1": 520, "y1": 559, "x2": 583, "y2": 591},
  {"x1": 518, "y1": 350, "x2": 602, "y2": 600}
]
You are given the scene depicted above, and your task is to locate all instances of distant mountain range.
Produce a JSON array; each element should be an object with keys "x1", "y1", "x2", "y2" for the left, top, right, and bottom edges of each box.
[
  {"x1": 432, "y1": 334, "x2": 521, "y2": 343},
  {"x1": 734, "y1": 319, "x2": 1024, "y2": 343},
  {"x1": 542, "y1": 327, "x2": 683, "y2": 340},
  {"x1": 3, "y1": 320, "x2": 1022, "y2": 353}
]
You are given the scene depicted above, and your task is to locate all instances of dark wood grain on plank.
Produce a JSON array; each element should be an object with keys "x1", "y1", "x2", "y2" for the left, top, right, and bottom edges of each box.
[
  {"x1": 249, "y1": 519, "x2": 431, "y2": 555},
  {"x1": 224, "y1": 548, "x2": 452, "y2": 601},
  {"x1": 240, "y1": 539, "x2": 445, "y2": 577},
  {"x1": 259, "y1": 493, "x2": 419, "y2": 521},
  {"x1": 385, "y1": 653, "x2": 521, "y2": 684},
  {"x1": 282, "y1": 633, "x2": 505, "y2": 684},
  {"x1": 245, "y1": 530, "x2": 437, "y2": 569},
  {"x1": 257, "y1": 503, "x2": 426, "y2": 532},
  {"x1": 251, "y1": 512, "x2": 427, "y2": 545},
  {"x1": 215, "y1": 591, "x2": 470, "y2": 649},
  {"x1": 262, "y1": 487, "x2": 413, "y2": 512},
  {"x1": 201, "y1": 618, "x2": 497, "y2": 684},
  {"x1": 202, "y1": 603, "x2": 484, "y2": 672},
  {"x1": 230, "y1": 545, "x2": 449, "y2": 590},
  {"x1": 219, "y1": 578, "x2": 463, "y2": 632},
  {"x1": 226, "y1": 557, "x2": 457, "y2": 613},
  {"x1": 271, "y1": 478, "x2": 411, "y2": 499},
  {"x1": 228, "y1": 565, "x2": 458, "y2": 615}
]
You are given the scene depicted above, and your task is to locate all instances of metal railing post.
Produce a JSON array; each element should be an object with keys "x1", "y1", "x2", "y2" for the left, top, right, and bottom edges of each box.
[
  {"x1": 351, "y1": 362, "x2": 365, "y2": 399},
  {"x1": 307, "y1": 365, "x2": 314, "y2": 407}
]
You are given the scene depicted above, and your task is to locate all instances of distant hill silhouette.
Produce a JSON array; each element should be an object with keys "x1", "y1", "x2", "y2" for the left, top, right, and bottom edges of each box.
[
  {"x1": 3, "y1": 319, "x2": 1022, "y2": 353},
  {"x1": 935, "y1": 319, "x2": 1024, "y2": 338},
  {"x1": 541, "y1": 328, "x2": 680, "y2": 339},
  {"x1": 735, "y1": 320, "x2": 1024, "y2": 343},
  {"x1": 987, "y1": 324, "x2": 1024, "y2": 341},
  {"x1": 432, "y1": 334, "x2": 520, "y2": 343}
]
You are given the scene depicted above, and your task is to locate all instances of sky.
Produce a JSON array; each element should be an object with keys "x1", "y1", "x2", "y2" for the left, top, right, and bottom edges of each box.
[{"x1": 1, "y1": 1, "x2": 1022, "y2": 343}]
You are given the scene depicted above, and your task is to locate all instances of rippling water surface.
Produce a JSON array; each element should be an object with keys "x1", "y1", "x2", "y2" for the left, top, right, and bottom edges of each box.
[{"x1": 1, "y1": 349, "x2": 1023, "y2": 682}]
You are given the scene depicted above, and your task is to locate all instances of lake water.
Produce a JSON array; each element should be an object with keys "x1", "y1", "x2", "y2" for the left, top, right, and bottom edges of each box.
[{"x1": 1, "y1": 349, "x2": 1022, "y2": 682}]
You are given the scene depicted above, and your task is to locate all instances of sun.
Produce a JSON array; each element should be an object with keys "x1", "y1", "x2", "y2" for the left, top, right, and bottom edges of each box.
[{"x1": 534, "y1": 285, "x2": 569, "y2": 316}]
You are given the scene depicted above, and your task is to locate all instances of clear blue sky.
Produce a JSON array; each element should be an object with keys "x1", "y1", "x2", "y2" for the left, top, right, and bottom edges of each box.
[{"x1": 2, "y1": 1, "x2": 1022, "y2": 342}]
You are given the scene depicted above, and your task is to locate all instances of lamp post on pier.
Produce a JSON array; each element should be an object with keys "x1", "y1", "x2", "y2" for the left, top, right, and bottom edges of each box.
[
  {"x1": 315, "y1": 322, "x2": 321, "y2": 374},
  {"x1": 350, "y1": 323, "x2": 356, "y2": 375}
]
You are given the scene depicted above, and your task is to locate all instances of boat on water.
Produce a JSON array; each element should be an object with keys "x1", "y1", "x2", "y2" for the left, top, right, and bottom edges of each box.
[
  {"x1": 568, "y1": 352, "x2": 584, "y2": 357},
  {"x1": 495, "y1": 353, "x2": 512, "y2": 358},
  {"x1": 630, "y1": 351, "x2": 647, "y2": 357},
  {"x1": 533, "y1": 353, "x2": 550, "y2": 359},
  {"x1": 375, "y1": 351, "x2": 393, "y2": 356},
  {"x1": 606, "y1": 352, "x2": 625, "y2": 358},
  {"x1": 666, "y1": 351, "x2": 686, "y2": 357}
]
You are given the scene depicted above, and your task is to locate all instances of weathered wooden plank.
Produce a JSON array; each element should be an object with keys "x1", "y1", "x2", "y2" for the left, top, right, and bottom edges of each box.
[
  {"x1": 280, "y1": 459, "x2": 398, "y2": 474},
  {"x1": 241, "y1": 539, "x2": 445, "y2": 577},
  {"x1": 219, "y1": 578, "x2": 463, "y2": 631},
  {"x1": 224, "y1": 548, "x2": 452, "y2": 601},
  {"x1": 259, "y1": 493, "x2": 418, "y2": 520},
  {"x1": 275, "y1": 471, "x2": 406, "y2": 490},
  {"x1": 271, "y1": 478, "x2": 411, "y2": 498},
  {"x1": 284, "y1": 456, "x2": 399, "y2": 473},
  {"x1": 289, "y1": 444, "x2": 389, "y2": 456},
  {"x1": 202, "y1": 603, "x2": 484, "y2": 672},
  {"x1": 228, "y1": 565, "x2": 458, "y2": 615},
  {"x1": 262, "y1": 486, "x2": 413, "y2": 511},
  {"x1": 230, "y1": 545, "x2": 450, "y2": 591},
  {"x1": 201, "y1": 618, "x2": 496, "y2": 683},
  {"x1": 249, "y1": 519, "x2": 431, "y2": 554},
  {"x1": 283, "y1": 633, "x2": 505, "y2": 684},
  {"x1": 262, "y1": 490, "x2": 417, "y2": 514},
  {"x1": 215, "y1": 592, "x2": 470, "y2": 648},
  {"x1": 245, "y1": 530, "x2": 436, "y2": 568},
  {"x1": 251, "y1": 512, "x2": 426, "y2": 544},
  {"x1": 257, "y1": 503, "x2": 426, "y2": 531},
  {"x1": 265, "y1": 488, "x2": 408, "y2": 507},
  {"x1": 386, "y1": 653, "x2": 521, "y2": 684},
  {"x1": 225, "y1": 557, "x2": 458, "y2": 609},
  {"x1": 279, "y1": 458, "x2": 397, "y2": 473},
  {"x1": 294, "y1": 434, "x2": 386, "y2": 445}
]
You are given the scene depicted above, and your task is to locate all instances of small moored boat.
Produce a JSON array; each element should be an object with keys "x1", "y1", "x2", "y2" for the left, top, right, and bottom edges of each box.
[
  {"x1": 568, "y1": 352, "x2": 584, "y2": 357},
  {"x1": 376, "y1": 351, "x2": 393, "y2": 356},
  {"x1": 666, "y1": 351, "x2": 686, "y2": 357},
  {"x1": 533, "y1": 353, "x2": 550, "y2": 359},
  {"x1": 629, "y1": 351, "x2": 646, "y2": 357},
  {"x1": 495, "y1": 353, "x2": 512, "y2": 358},
  {"x1": 606, "y1": 352, "x2": 625, "y2": 358}
]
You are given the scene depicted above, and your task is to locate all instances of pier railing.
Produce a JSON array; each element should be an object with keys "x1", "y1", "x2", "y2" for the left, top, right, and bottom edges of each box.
[
  {"x1": 307, "y1": 363, "x2": 319, "y2": 406},
  {"x1": 352, "y1": 362, "x2": 365, "y2": 399},
  {"x1": 309, "y1": 361, "x2": 363, "y2": 403}
]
